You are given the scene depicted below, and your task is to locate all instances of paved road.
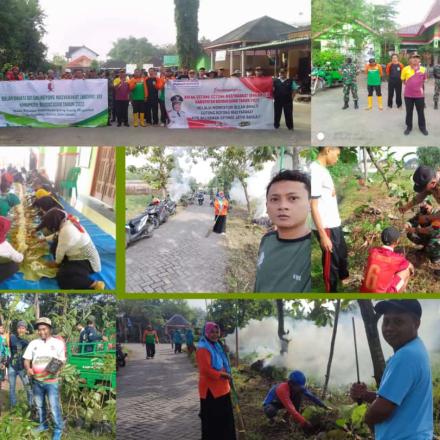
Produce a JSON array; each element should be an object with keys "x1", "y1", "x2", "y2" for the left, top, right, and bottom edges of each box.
[
  {"x1": 0, "y1": 102, "x2": 310, "y2": 147},
  {"x1": 126, "y1": 203, "x2": 228, "y2": 293},
  {"x1": 312, "y1": 74, "x2": 440, "y2": 146},
  {"x1": 117, "y1": 343, "x2": 201, "y2": 440}
]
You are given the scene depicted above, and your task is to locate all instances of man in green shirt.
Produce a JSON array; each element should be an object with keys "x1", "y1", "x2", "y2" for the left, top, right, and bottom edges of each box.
[{"x1": 255, "y1": 170, "x2": 311, "y2": 292}]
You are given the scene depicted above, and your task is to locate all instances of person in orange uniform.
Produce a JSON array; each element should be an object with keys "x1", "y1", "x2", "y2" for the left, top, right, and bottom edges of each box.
[
  {"x1": 128, "y1": 69, "x2": 148, "y2": 127},
  {"x1": 213, "y1": 191, "x2": 229, "y2": 235},
  {"x1": 196, "y1": 322, "x2": 236, "y2": 440},
  {"x1": 142, "y1": 325, "x2": 159, "y2": 359}
]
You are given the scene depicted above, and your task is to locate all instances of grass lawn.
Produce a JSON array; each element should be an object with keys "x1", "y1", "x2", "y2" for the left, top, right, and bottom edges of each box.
[{"x1": 125, "y1": 194, "x2": 152, "y2": 221}]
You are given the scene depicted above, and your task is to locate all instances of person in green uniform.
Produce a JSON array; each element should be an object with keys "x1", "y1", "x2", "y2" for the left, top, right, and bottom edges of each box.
[
  {"x1": 254, "y1": 169, "x2": 311, "y2": 293},
  {"x1": 128, "y1": 69, "x2": 147, "y2": 127},
  {"x1": 365, "y1": 58, "x2": 383, "y2": 110},
  {"x1": 0, "y1": 193, "x2": 20, "y2": 217},
  {"x1": 341, "y1": 57, "x2": 359, "y2": 109}
]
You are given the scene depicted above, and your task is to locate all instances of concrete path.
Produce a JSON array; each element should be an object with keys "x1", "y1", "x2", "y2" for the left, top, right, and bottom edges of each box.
[
  {"x1": 0, "y1": 102, "x2": 310, "y2": 147},
  {"x1": 126, "y1": 203, "x2": 228, "y2": 293},
  {"x1": 312, "y1": 74, "x2": 440, "y2": 146},
  {"x1": 117, "y1": 343, "x2": 200, "y2": 440}
]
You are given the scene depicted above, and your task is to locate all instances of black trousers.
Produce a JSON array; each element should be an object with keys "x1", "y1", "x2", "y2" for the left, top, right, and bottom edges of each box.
[
  {"x1": 213, "y1": 215, "x2": 227, "y2": 234},
  {"x1": 174, "y1": 343, "x2": 182, "y2": 353},
  {"x1": 314, "y1": 227, "x2": 349, "y2": 293},
  {"x1": 0, "y1": 261, "x2": 19, "y2": 283},
  {"x1": 146, "y1": 343, "x2": 155, "y2": 358},
  {"x1": 388, "y1": 79, "x2": 402, "y2": 107},
  {"x1": 200, "y1": 391, "x2": 236, "y2": 440},
  {"x1": 57, "y1": 260, "x2": 94, "y2": 290},
  {"x1": 274, "y1": 99, "x2": 293, "y2": 129},
  {"x1": 159, "y1": 100, "x2": 169, "y2": 124},
  {"x1": 145, "y1": 97, "x2": 159, "y2": 125},
  {"x1": 405, "y1": 97, "x2": 426, "y2": 130},
  {"x1": 115, "y1": 100, "x2": 129, "y2": 124},
  {"x1": 132, "y1": 100, "x2": 144, "y2": 113},
  {"x1": 367, "y1": 85, "x2": 382, "y2": 96}
]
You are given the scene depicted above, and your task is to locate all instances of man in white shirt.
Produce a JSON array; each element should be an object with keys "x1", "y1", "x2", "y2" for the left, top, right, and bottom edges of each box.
[
  {"x1": 24, "y1": 317, "x2": 65, "y2": 440},
  {"x1": 310, "y1": 147, "x2": 350, "y2": 292}
]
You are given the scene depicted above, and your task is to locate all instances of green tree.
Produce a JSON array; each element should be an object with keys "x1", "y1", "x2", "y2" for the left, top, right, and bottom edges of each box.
[
  {"x1": 174, "y1": 0, "x2": 200, "y2": 68},
  {"x1": 127, "y1": 147, "x2": 175, "y2": 197},
  {"x1": 0, "y1": 0, "x2": 47, "y2": 70},
  {"x1": 51, "y1": 53, "x2": 67, "y2": 69},
  {"x1": 107, "y1": 36, "x2": 158, "y2": 67},
  {"x1": 417, "y1": 147, "x2": 440, "y2": 169}
]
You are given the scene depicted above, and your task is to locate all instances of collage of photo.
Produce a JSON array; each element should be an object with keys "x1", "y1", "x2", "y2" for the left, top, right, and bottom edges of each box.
[{"x1": 0, "y1": 0, "x2": 440, "y2": 439}]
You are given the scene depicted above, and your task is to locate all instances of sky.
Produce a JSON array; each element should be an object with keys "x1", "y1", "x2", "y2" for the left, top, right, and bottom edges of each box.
[
  {"x1": 39, "y1": 0, "x2": 310, "y2": 60},
  {"x1": 368, "y1": 0, "x2": 436, "y2": 26}
]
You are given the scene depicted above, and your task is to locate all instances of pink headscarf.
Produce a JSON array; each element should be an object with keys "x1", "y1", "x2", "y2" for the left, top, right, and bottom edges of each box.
[{"x1": 204, "y1": 322, "x2": 219, "y2": 338}]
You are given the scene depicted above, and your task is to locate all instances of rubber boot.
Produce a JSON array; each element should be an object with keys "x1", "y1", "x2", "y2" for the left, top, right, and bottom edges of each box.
[
  {"x1": 377, "y1": 95, "x2": 383, "y2": 110},
  {"x1": 342, "y1": 99, "x2": 349, "y2": 110},
  {"x1": 133, "y1": 113, "x2": 139, "y2": 127},
  {"x1": 435, "y1": 101, "x2": 438, "y2": 110},
  {"x1": 354, "y1": 100, "x2": 359, "y2": 109},
  {"x1": 140, "y1": 113, "x2": 146, "y2": 127},
  {"x1": 365, "y1": 96, "x2": 373, "y2": 110}
]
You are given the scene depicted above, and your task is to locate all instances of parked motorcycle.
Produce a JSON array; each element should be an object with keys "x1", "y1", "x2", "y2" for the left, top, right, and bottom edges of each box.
[
  {"x1": 164, "y1": 195, "x2": 176, "y2": 215},
  {"x1": 116, "y1": 343, "x2": 127, "y2": 369},
  {"x1": 197, "y1": 192, "x2": 205, "y2": 206},
  {"x1": 126, "y1": 210, "x2": 155, "y2": 248},
  {"x1": 147, "y1": 198, "x2": 169, "y2": 228}
]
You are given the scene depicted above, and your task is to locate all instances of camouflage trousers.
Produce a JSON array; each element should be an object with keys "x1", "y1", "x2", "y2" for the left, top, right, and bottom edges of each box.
[
  {"x1": 434, "y1": 79, "x2": 440, "y2": 103},
  {"x1": 427, "y1": 236, "x2": 440, "y2": 265},
  {"x1": 343, "y1": 83, "x2": 358, "y2": 102}
]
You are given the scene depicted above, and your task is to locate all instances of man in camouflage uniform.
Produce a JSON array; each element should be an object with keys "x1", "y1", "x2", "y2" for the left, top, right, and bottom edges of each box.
[
  {"x1": 433, "y1": 63, "x2": 440, "y2": 109},
  {"x1": 400, "y1": 165, "x2": 440, "y2": 277},
  {"x1": 341, "y1": 57, "x2": 359, "y2": 109}
]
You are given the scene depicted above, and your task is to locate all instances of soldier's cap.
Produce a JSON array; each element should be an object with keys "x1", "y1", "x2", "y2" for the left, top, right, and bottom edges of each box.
[
  {"x1": 255, "y1": 66, "x2": 263, "y2": 71},
  {"x1": 369, "y1": 58, "x2": 376, "y2": 63},
  {"x1": 374, "y1": 300, "x2": 422, "y2": 319},
  {"x1": 381, "y1": 226, "x2": 400, "y2": 245},
  {"x1": 35, "y1": 317, "x2": 52, "y2": 329},
  {"x1": 17, "y1": 320, "x2": 27, "y2": 328},
  {"x1": 413, "y1": 165, "x2": 436, "y2": 192},
  {"x1": 171, "y1": 95, "x2": 184, "y2": 103},
  {"x1": 410, "y1": 53, "x2": 421, "y2": 59}
]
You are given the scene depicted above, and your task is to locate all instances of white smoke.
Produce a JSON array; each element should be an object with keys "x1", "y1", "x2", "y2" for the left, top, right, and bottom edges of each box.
[{"x1": 225, "y1": 300, "x2": 440, "y2": 388}]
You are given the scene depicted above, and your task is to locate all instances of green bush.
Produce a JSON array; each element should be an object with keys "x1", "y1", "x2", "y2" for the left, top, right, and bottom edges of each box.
[{"x1": 312, "y1": 50, "x2": 345, "y2": 68}]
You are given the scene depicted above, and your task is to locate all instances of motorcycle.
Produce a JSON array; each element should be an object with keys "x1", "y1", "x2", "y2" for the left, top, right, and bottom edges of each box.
[
  {"x1": 164, "y1": 196, "x2": 177, "y2": 215},
  {"x1": 116, "y1": 343, "x2": 127, "y2": 369},
  {"x1": 125, "y1": 210, "x2": 155, "y2": 248},
  {"x1": 147, "y1": 198, "x2": 169, "y2": 228},
  {"x1": 311, "y1": 62, "x2": 343, "y2": 95},
  {"x1": 197, "y1": 193, "x2": 204, "y2": 206}
]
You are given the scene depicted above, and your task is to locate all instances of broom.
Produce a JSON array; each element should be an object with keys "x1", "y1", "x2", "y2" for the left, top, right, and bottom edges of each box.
[{"x1": 206, "y1": 214, "x2": 220, "y2": 238}]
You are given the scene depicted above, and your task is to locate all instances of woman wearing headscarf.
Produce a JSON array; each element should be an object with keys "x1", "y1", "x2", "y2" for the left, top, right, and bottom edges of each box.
[
  {"x1": 196, "y1": 322, "x2": 236, "y2": 440},
  {"x1": 0, "y1": 193, "x2": 20, "y2": 217},
  {"x1": 0, "y1": 216, "x2": 23, "y2": 283},
  {"x1": 32, "y1": 188, "x2": 63, "y2": 213},
  {"x1": 36, "y1": 208, "x2": 104, "y2": 290},
  {"x1": 213, "y1": 191, "x2": 229, "y2": 235}
]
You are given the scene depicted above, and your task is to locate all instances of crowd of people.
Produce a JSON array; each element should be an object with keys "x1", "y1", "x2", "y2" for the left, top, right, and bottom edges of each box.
[
  {"x1": 2, "y1": 65, "x2": 299, "y2": 130},
  {"x1": 0, "y1": 164, "x2": 105, "y2": 290},
  {"x1": 341, "y1": 52, "x2": 440, "y2": 136},
  {"x1": 0, "y1": 315, "x2": 105, "y2": 440}
]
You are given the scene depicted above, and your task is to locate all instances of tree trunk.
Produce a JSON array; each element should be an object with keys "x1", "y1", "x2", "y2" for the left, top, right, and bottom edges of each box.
[
  {"x1": 276, "y1": 300, "x2": 290, "y2": 354},
  {"x1": 357, "y1": 300, "x2": 385, "y2": 386},
  {"x1": 366, "y1": 148, "x2": 391, "y2": 190},
  {"x1": 239, "y1": 178, "x2": 252, "y2": 218},
  {"x1": 291, "y1": 147, "x2": 300, "y2": 169},
  {"x1": 34, "y1": 294, "x2": 40, "y2": 319},
  {"x1": 322, "y1": 300, "x2": 341, "y2": 399},
  {"x1": 363, "y1": 147, "x2": 368, "y2": 181}
]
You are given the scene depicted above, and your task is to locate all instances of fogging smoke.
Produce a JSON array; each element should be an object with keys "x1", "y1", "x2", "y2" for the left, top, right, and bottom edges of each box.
[{"x1": 226, "y1": 300, "x2": 440, "y2": 388}]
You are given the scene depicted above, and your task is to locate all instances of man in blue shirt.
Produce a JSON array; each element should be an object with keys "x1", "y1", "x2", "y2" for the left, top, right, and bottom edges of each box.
[{"x1": 350, "y1": 299, "x2": 433, "y2": 440}]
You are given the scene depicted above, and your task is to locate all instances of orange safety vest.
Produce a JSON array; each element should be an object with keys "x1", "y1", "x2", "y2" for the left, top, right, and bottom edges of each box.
[{"x1": 214, "y1": 198, "x2": 229, "y2": 216}]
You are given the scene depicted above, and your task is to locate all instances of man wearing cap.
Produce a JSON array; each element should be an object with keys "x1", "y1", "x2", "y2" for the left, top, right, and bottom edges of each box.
[
  {"x1": 401, "y1": 53, "x2": 428, "y2": 135},
  {"x1": 273, "y1": 68, "x2": 298, "y2": 130},
  {"x1": 365, "y1": 58, "x2": 383, "y2": 110},
  {"x1": 360, "y1": 226, "x2": 414, "y2": 293},
  {"x1": 263, "y1": 370, "x2": 327, "y2": 432},
  {"x1": 8, "y1": 320, "x2": 33, "y2": 409},
  {"x1": 350, "y1": 300, "x2": 433, "y2": 440},
  {"x1": 23, "y1": 317, "x2": 65, "y2": 440},
  {"x1": 82, "y1": 316, "x2": 103, "y2": 353},
  {"x1": 341, "y1": 57, "x2": 359, "y2": 110},
  {"x1": 168, "y1": 95, "x2": 188, "y2": 128}
]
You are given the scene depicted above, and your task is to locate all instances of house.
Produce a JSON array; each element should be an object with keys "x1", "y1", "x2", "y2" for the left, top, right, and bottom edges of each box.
[
  {"x1": 65, "y1": 55, "x2": 95, "y2": 70},
  {"x1": 65, "y1": 45, "x2": 99, "y2": 62},
  {"x1": 164, "y1": 314, "x2": 191, "y2": 336},
  {"x1": 397, "y1": 0, "x2": 440, "y2": 64},
  {"x1": 313, "y1": 20, "x2": 382, "y2": 63},
  {"x1": 101, "y1": 59, "x2": 126, "y2": 72},
  {"x1": 205, "y1": 16, "x2": 300, "y2": 77}
]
